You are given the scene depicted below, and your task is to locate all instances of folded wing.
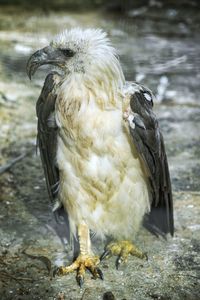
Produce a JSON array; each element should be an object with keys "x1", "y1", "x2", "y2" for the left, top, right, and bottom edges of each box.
[
  {"x1": 128, "y1": 83, "x2": 174, "y2": 237},
  {"x1": 36, "y1": 72, "x2": 60, "y2": 209}
]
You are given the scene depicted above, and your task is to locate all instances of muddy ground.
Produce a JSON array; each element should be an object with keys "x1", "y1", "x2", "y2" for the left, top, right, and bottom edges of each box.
[{"x1": 0, "y1": 3, "x2": 200, "y2": 300}]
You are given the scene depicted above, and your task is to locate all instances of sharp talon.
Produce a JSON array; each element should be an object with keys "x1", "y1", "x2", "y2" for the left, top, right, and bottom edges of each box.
[
  {"x1": 96, "y1": 267, "x2": 104, "y2": 280},
  {"x1": 77, "y1": 275, "x2": 84, "y2": 288},
  {"x1": 52, "y1": 266, "x2": 59, "y2": 277},
  {"x1": 100, "y1": 250, "x2": 110, "y2": 261},
  {"x1": 89, "y1": 267, "x2": 98, "y2": 279},
  {"x1": 53, "y1": 266, "x2": 64, "y2": 277},
  {"x1": 116, "y1": 257, "x2": 121, "y2": 270},
  {"x1": 144, "y1": 252, "x2": 148, "y2": 261}
]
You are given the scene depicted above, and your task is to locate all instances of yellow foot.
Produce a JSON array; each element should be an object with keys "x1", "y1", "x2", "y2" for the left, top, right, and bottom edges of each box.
[
  {"x1": 54, "y1": 254, "x2": 103, "y2": 287},
  {"x1": 100, "y1": 240, "x2": 148, "y2": 269}
]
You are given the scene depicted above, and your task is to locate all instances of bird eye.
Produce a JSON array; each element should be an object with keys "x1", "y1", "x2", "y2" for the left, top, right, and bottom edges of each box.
[{"x1": 60, "y1": 48, "x2": 74, "y2": 57}]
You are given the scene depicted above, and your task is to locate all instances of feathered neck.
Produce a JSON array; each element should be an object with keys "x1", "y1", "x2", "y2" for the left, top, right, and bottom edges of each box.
[{"x1": 58, "y1": 59, "x2": 125, "y2": 110}]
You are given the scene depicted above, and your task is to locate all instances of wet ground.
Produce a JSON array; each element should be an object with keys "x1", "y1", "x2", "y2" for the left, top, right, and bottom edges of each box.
[{"x1": 0, "y1": 4, "x2": 200, "y2": 300}]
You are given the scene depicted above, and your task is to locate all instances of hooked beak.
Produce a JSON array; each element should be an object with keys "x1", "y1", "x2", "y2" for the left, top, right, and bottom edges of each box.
[{"x1": 26, "y1": 46, "x2": 65, "y2": 80}]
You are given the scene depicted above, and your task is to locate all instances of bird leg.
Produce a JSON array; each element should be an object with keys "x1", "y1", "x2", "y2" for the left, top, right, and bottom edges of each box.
[
  {"x1": 55, "y1": 224, "x2": 103, "y2": 287},
  {"x1": 101, "y1": 240, "x2": 148, "y2": 269}
]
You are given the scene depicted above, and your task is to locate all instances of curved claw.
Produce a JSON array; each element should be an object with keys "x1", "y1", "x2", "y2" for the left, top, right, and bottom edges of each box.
[
  {"x1": 96, "y1": 267, "x2": 104, "y2": 280},
  {"x1": 116, "y1": 256, "x2": 121, "y2": 270},
  {"x1": 100, "y1": 249, "x2": 111, "y2": 261},
  {"x1": 76, "y1": 274, "x2": 84, "y2": 288},
  {"x1": 52, "y1": 266, "x2": 59, "y2": 277},
  {"x1": 144, "y1": 252, "x2": 148, "y2": 261},
  {"x1": 88, "y1": 265, "x2": 104, "y2": 280},
  {"x1": 53, "y1": 266, "x2": 64, "y2": 277}
]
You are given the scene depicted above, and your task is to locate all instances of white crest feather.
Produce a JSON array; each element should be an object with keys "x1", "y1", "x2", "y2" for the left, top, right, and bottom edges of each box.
[{"x1": 51, "y1": 28, "x2": 125, "y2": 93}]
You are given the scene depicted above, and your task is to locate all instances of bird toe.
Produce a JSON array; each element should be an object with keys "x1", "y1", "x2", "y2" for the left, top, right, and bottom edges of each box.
[
  {"x1": 101, "y1": 240, "x2": 147, "y2": 269},
  {"x1": 54, "y1": 253, "x2": 103, "y2": 287}
]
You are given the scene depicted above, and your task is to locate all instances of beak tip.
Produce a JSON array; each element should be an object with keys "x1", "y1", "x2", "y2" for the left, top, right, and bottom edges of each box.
[
  {"x1": 26, "y1": 52, "x2": 39, "y2": 81},
  {"x1": 26, "y1": 61, "x2": 32, "y2": 80},
  {"x1": 26, "y1": 62, "x2": 34, "y2": 80},
  {"x1": 26, "y1": 70, "x2": 32, "y2": 80},
  {"x1": 26, "y1": 45, "x2": 59, "y2": 80}
]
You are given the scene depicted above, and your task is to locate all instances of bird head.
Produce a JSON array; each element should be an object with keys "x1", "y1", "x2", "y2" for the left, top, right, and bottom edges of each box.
[{"x1": 26, "y1": 28, "x2": 125, "y2": 88}]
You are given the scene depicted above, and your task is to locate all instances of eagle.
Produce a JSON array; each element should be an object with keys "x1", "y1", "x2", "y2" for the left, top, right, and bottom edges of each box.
[{"x1": 27, "y1": 28, "x2": 174, "y2": 286}]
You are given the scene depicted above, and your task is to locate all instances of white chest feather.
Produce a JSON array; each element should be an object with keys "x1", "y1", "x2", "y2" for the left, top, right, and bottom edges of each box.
[{"x1": 55, "y1": 78, "x2": 150, "y2": 239}]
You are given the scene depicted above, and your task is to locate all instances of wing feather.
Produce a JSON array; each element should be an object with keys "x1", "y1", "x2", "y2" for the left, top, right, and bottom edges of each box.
[
  {"x1": 36, "y1": 72, "x2": 60, "y2": 205},
  {"x1": 128, "y1": 83, "x2": 174, "y2": 236}
]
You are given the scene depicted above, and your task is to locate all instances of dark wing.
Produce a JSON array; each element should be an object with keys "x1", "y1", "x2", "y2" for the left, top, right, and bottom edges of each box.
[
  {"x1": 128, "y1": 83, "x2": 174, "y2": 237},
  {"x1": 36, "y1": 72, "x2": 60, "y2": 208}
]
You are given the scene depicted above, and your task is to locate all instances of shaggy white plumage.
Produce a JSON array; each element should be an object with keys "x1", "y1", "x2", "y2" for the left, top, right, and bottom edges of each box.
[{"x1": 52, "y1": 28, "x2": 150, "y2": 240}]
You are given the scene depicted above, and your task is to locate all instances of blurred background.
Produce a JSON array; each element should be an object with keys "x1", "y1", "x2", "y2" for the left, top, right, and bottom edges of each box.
[{"x1": 0, "y1": 1, "x2": 200, "y2": 299}]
